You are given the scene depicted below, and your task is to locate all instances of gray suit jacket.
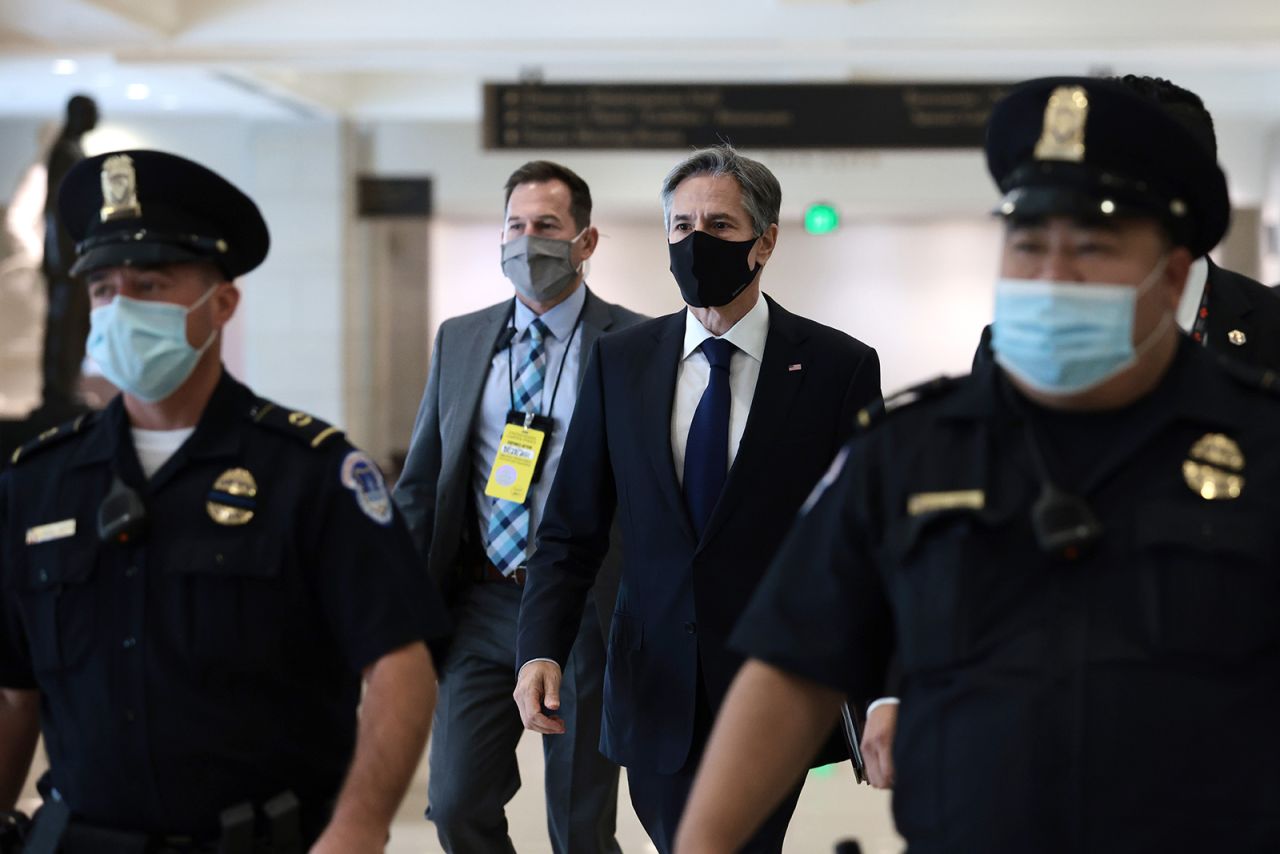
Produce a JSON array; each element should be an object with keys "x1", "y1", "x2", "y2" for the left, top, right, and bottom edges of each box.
[{"x1": 394, "y1": 286, "x2": 645, "y2": 639}]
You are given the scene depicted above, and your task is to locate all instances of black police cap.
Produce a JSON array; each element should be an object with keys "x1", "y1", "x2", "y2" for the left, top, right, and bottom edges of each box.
[
  {"x1": 986, "y1": 76, "x2": 1230, "y2": 257},
  {"x1": 58, "y1": 149, "x2": 269, "y2": 279}
]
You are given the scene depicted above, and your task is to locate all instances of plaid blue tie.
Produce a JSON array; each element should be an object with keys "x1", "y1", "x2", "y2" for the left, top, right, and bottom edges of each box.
[{"x1": 485, "y1": 318, "x2": 548, "y2": 574}]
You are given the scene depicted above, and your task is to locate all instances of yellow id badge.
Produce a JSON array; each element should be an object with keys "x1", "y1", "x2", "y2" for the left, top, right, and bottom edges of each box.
[{"x1": 485, "y1": 422, "x2": 546, "y2": 504}]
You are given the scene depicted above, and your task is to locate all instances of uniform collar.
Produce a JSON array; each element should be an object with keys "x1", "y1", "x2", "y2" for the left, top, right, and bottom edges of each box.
[
  {"x1": 681, "y1": 291, "x2": 770, "y2": 363},
  {"x1": 941, "y1": 337, "x2": 1243, "y2": 431},
  {"x1": 68, "y1": 368, "x2": 250, "y2": 477},
  {"x1": 512, "y1": 282, "x2": 588, "y2": 341}
]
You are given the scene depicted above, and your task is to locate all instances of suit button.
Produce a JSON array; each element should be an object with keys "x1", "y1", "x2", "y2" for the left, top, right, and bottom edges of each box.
[
  {"x1": 124, "y1": 566, "x2": 139, "y2": 578},
  {"x1": 684, "y1": 621, "x2": 696, "y2": 635},
  {"x1": 122, "y1": 637, "x2": 137, "y2": 649},
  {"x1": 124, "y1": 709, "x2": 136, "y2": 723}
]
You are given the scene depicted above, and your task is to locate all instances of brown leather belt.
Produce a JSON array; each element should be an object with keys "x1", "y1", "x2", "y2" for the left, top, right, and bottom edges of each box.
[{"x1": 478, "y1": 560, "x2": 526, "y2": 586}]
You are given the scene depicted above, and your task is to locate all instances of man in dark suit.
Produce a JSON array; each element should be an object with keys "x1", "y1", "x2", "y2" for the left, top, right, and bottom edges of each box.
[
  {"x1": 513, "y1": 145, "x2": 882, "y2": 854},
  {"x1": 394, "y1": 161, "x2": 643, "y2": 854}
]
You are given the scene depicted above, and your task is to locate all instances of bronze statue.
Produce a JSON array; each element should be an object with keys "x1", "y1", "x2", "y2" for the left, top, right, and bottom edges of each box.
[{"x1": 39, "y1": 93, "x2": 98, "y2": 409}]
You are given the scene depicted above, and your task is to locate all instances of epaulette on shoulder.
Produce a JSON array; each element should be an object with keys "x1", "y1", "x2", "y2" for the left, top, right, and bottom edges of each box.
[
  {"x1": 1211, "y1": 353, "x2": 1280, "y2": 397},
  {"x1": 855, "y1": 375, "x2": 964, "y2": 432},
  {"x1": 8, "y1": 411, "x2": 97, "y2": 466},
  {"x1": 248, "y1": 400, "x2": 345, "y2": 450}
]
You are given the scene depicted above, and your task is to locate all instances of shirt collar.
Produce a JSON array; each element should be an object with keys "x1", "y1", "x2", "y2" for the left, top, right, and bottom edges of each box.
[
  {"x1": 681, "y1": 292, "x2": 770, "y2": 363},
  {"x1": 512, "y1": 283, "x2": 588, "y2": 341},
  {"x1": 1175, "y1": 257, "x2": 1210, "y2": 333}
]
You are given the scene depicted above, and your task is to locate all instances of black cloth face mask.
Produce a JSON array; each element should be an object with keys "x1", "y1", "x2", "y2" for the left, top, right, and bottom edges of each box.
[{"x1": 668, "y1": 230, "x2": 760, "y2": 308}]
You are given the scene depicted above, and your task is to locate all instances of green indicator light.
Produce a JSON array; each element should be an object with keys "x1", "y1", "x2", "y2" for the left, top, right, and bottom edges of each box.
[{"x1": 805, "y1": 203, "x2": 840, "y2": 235}]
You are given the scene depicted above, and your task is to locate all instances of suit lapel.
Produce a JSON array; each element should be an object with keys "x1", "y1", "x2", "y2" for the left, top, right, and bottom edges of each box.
[
  {"x1": 697, "y1": 296, "x2": 807, "y2": 551},
  {"x1": 441, "y1": 302, "x2": 511, "y2": 483},
  {"x1": 639, "y1": 311, "x2": 698, "y2": 547},
  {"x1": 576, "y1": 287, "x2": 614, "y2": 388},
  {"x1": 1205, "y1": 261, "x2": 1258, "y2": 363}
]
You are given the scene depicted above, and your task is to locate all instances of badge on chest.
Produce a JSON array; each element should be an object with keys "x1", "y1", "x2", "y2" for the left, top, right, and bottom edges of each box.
[
  {"x1": 207, "y1": 467, "x2": 259, "y2": 526},
  {"x1": 1183, "y1": 432, "x2": 1245, "y2": 500},
  {"x1": 484, "y1": 410, "x2": 555, "y2": 505}
]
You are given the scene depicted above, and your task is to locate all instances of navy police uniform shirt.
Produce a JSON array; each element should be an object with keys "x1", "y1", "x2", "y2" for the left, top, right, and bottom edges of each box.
[
  {"x1": 0, "y1": 370, "x2": 449, "y2": 837},
  {"x1": 732, "y1": 337, "x2": 1280, "y2": 854}
]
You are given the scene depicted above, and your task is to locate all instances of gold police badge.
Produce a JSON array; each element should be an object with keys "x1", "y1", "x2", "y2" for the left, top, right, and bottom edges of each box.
[
  {"x1": 99, "y1": 154, "x2": 142, "y2": 222},
  {"x1": 207, "y1": 468, "x2": 259, "y2": 526},
  {"x1": 1182, "y1": 433, "x2": 1244, "y2": 501},
  {"x1": 1034, "y1": 85, "x2": 1089, "y2": 163}
]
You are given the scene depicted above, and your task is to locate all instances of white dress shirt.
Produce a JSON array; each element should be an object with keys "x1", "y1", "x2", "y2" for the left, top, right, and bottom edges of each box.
[
  {"x1": 670, "y1": 295, "x2": 770, "y2": 484},
  {"x1": 1175, "y1": 257, "x2": 1210, "y2": 333}
]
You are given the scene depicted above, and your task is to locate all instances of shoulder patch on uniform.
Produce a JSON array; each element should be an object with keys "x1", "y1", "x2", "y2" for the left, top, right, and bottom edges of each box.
[
  {"x1": 1212, "y1": 354, "x2": 1280, "y2": 397},
  {"x1": 248, "y1": 400, "x2": 344, "y2": 450},
  {"x1": 8, "y1": 412, "x2": 97, "y2": 467},
  {"x1": 340, "y1": 451, "x2": 393, "y2": 526},
  {"x1": 855, "y1": 375, "x2": 963, "y2": 432}
]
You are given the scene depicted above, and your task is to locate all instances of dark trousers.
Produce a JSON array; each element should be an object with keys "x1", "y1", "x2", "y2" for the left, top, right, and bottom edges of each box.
[
  {"x1": 627, "y1": 766, "x2": 804, "y2": 854},
  {"x1": 426, "y1": 582, "x2": 620, "y2": 854},
  {"x1": 625, "y1": 670, "x2": 805, "y2": 854}
]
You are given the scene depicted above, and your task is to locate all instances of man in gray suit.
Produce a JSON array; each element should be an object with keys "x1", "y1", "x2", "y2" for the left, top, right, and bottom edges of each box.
[{"x1": 394, "y1": 160, "x2": 643, "y2": 854}]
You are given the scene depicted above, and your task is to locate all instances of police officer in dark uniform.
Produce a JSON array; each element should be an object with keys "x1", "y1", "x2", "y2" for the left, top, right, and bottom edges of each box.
[
  {"x1": 0, "y1": 150, "x2": 449, "y2": 853},
  {"x1": 675, "y1": 77, "x2": 1280, "y2": 854},
  {"x1": 972, "y1": 74, "x2": 1280, "y2": 373}
]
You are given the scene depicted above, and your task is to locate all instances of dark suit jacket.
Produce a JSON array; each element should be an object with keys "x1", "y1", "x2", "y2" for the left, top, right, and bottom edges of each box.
[
  {"x1": 516, "y1": 295, "x2": 882, "y2": 774},
  {"x1": 1201, "y1": 260, "x2": 1280, "y2": 371},
  {"x1": 975, "y1": 261, "x2": 1280, "y2": 371},
  {"x1": 393, "y1": 287, "x2": 645, "y2": 637}
]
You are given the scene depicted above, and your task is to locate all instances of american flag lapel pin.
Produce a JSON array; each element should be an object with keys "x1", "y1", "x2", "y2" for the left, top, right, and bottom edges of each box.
[{"x1": 788, "y1": 363, "x2": 802, "y2": 372}]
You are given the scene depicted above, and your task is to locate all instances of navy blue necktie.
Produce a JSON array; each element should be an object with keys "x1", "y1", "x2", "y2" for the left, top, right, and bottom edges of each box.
[{"x1": 683, "y1": 337, "x2": 736, "y2": 538}]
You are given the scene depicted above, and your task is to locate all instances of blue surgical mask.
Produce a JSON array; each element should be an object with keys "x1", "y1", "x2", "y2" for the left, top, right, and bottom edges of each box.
[
  {"x1": 991, "y1": 256, "x2": 1171, "y2": 396},
  {"x1": 87, "y1": 287, "x2": 220, "y2": 402}
]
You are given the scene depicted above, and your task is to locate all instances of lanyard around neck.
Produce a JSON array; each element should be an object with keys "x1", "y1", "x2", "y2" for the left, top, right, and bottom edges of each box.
[{"x1": 506, "y1": 291, "x2": 589, "y2": 417}]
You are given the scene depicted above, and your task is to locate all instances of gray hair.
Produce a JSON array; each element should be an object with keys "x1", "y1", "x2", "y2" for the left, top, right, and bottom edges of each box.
[{"x1": 660, "y1": 144, "x2": 782, "y2": 237}]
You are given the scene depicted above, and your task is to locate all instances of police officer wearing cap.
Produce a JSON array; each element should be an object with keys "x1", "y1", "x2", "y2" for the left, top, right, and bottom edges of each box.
[
  {"x1": 972, "y1": 74, "x2": 1280, "y2": 373},
  {"x1": 0, "y1": 150, "x2": 449, "y2": 853},
  {"x1": 675, "y1": 77, "x2": 1280, "y2": 854}
]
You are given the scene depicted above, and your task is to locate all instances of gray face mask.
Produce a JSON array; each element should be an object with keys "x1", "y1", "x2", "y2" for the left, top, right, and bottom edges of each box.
[{"x1": 500, "y1": 229, "x2": 586, "y2": 303}]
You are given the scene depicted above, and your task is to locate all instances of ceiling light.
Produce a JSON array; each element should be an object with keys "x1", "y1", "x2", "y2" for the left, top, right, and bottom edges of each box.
[
  {"x1": 52, "y1": 59, "x2": 78, "y2": 76},
  {"x1": 126, "y1": 83, "x2": 151, "y2": 100}
]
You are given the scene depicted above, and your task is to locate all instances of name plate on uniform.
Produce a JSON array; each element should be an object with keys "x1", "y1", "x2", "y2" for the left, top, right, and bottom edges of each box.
[
  {"x1": 907, "y1": 490, "x2": 985, "y2": 517},
  {"x1": 26, "y1": 518, "x2": 76, "y2": 545}
]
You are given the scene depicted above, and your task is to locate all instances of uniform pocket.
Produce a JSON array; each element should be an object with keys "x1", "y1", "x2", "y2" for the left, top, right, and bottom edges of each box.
[
  {"x1": 1136, "y1": 503, "x2": 1279, "y2": 657},
  {"x1": 886, "y1": 501, "x2": 1023, "y2": 673},
  {"x1": 19, "y1": 537, "x2": 96, "y2": 673},
  {"x1": 162, "y1": 536, "x2": 288, "y2": 670}
]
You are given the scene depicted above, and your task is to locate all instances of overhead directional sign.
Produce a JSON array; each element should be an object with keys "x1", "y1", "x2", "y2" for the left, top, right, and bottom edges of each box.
[{"x1": 484, "y1": 82, "x2": 1012, "y2": 151}]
